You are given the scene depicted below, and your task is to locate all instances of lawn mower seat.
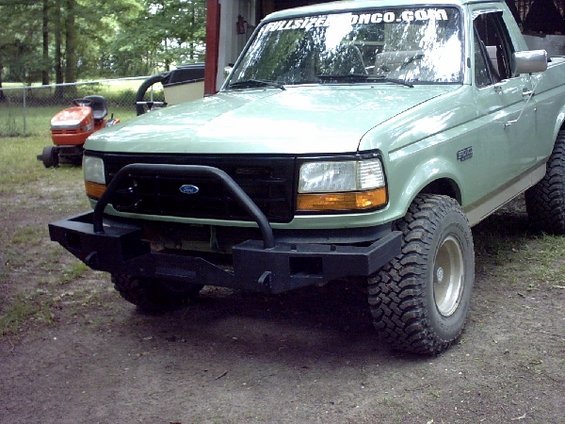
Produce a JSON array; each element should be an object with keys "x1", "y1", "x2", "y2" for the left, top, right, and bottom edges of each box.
[{"x1": 83, "y1": 95, "x2": 108, "y2": 121}]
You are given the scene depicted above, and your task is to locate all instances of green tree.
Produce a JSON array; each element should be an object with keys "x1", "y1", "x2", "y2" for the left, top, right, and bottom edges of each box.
[
  {"x1": 64, "y1": 0, "x2": 77, "y2": 96},
  {"x1": 0, "y1": 1, "x2": 44, "y2": 84},
  {"x1": 108, "y1": 0, "x2": 206, "y2": 75},
  {"x1": 54, "y1": 0, "x2": 64, "y2": 98},
  {"x1": 42, "y1": 0, "x2": 49, "y2": 85},
  {"x1": 0, "y1": 0, "x2": 206, "y2": 93}
]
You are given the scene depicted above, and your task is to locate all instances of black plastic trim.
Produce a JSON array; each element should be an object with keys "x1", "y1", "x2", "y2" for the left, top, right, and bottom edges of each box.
[
  {"x1": 49, "y1": 212, "x2": 402, "y2": 294},
  {"x1": 91, "y1": 152, "x2": 297, "y2": 223},
  {"x1": 93, "y1": 163, "x2": 275, "y2": 249}
]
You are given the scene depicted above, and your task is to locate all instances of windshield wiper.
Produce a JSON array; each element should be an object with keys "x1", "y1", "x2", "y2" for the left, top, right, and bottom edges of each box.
[
  {"x1": 228, "y1": 79, "x2": 286, "y2": 90},
  {"x1": 318, "y1": 74, "x2": 414, "y2": 88},
  {"x1": 371, "y1": 77, "x2": 414, "y2": 88}
]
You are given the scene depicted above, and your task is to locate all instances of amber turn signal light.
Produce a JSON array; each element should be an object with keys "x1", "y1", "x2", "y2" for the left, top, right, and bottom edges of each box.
[
  {"x1": 85, "y1": 181, "x2": 107, "y2": 199},
  {"x1": 297, "y1": 187, "x2": 387, "y2": 212}
]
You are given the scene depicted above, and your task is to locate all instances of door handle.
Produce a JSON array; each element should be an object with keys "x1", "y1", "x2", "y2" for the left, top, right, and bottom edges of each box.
[{"x1": 522, "y1": 88, "x2": 534, "y2": 98}]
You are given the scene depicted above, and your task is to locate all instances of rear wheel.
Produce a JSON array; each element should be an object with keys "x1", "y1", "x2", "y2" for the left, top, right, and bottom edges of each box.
[
  {"x1": 525, "y1": 130, "x2": 565, "y2": 234},
  {"x1": 112, "y1": 273, "x2": 203, "y2": 313},
  {"x1": 368, "y1": 194, "x2": 475, "y2": 355},
  {"x1": 39, "y1": 146, "x2": 59, "y2": 168}
]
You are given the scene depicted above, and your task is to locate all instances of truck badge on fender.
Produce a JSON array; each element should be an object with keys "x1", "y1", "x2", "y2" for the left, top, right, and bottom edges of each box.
[{"x1": 457, "y1": 147, "x2": 473, "y2": 162}]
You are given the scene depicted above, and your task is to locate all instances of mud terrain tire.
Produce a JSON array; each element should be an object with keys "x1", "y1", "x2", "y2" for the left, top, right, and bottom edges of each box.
[
  {"x1": 368, "y1": 194, "x2": 475, "y2": 355},
  {"x1": 112, "y1": 273, "x2": 202, "y2": 313},
  {"x1": 525, "y1": 130, "x2": 565, "y2": 235}
]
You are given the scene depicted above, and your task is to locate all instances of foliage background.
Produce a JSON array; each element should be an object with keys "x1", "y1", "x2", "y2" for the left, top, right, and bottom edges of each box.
[{"x1": 0, "y1": 0, "x2": 206, "y2": 93}]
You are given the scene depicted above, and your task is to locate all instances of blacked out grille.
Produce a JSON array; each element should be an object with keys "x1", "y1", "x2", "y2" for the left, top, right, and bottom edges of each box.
[{"x1": 102, "y1": 154, "x2": 297, "y2": 223}]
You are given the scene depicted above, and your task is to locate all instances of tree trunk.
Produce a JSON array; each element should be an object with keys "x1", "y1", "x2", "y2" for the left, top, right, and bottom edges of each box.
[
  {"x1": 164, "y1": 38, "x2": 170, "y2": 71},
  {"x1": 189, "y1": 4, "x2": 195, "y2": 60},
  {"x1": 42, "y1": 0, "x2": 49, "y2": 85},
  {"x1": 64, "y1": 0, "x2": 77, "y2": 97},
  {"x1": 54, "y1": 0, "x2": 64, "y2": 99},
  {"x1": 0, "y1": 64, "x2": 6, "y2": 102}
]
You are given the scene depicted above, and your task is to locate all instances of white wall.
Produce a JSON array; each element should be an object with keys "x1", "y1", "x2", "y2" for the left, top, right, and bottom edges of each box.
[{"x1": 216, "y1": 0, "x2": 257, "y2": 89}]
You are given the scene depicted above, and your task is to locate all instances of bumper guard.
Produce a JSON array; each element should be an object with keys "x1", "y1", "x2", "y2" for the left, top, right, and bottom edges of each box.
[{"x1": 49, "y1": 164, "x2": 402, "y2": 293}]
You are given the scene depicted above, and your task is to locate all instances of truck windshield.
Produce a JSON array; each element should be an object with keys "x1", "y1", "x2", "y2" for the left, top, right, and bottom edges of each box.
[{"x1": 227, "y1": 7, "x2": 463, "y2": 88}]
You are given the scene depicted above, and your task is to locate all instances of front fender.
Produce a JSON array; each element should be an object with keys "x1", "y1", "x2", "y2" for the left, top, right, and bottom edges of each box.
[{"x1": 386, "y1": 156, "x2": 464, "y2": 221}]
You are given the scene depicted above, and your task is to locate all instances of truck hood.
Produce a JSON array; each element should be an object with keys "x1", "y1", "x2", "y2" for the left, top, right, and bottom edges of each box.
[{"x1": 87, "y1": 85, "x2": 458, "y2": 155}]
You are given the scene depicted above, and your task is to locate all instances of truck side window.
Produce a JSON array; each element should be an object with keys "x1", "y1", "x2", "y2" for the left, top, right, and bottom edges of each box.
[
  {"x1": 473, "y1": 11, "x2": 515, "y2": 86},
  {"x1": 474, "y1": 32, "x2": 496, "y2": 88}
]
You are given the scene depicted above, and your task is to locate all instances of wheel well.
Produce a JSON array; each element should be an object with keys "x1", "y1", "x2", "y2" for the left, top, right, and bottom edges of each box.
[{"x1": 420, "y1": 178, "x2": 461, "y2": 204}]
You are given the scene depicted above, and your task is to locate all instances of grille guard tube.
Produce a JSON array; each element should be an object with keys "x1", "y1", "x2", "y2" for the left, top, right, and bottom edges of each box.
[{"x1": 92, "y1": 163, "x2": 275, "y2": 249}]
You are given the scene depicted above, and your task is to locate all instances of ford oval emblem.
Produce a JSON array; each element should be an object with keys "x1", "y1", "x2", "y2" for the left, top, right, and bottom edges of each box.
[{"x1": 179, "y1": 184, "x2": 199, "y2": 195}]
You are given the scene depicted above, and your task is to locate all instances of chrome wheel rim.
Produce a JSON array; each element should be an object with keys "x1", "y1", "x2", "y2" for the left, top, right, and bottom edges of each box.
[{"x1": 433, "y1": 235, "x2": 464, "y2": 317}]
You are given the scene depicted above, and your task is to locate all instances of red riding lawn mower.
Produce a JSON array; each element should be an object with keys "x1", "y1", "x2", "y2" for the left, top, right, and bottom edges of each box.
[{"x1": 37, "y1": 95, "x2": 119, "y2": 168}]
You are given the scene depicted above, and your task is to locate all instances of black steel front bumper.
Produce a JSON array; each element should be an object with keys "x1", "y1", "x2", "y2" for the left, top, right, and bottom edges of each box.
[{"x1": 49, "y1": 164, "x2": 402, "y2": 294}]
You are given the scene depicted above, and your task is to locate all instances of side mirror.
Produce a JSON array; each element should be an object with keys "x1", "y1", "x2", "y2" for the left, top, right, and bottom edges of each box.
[
  {"x1": 512, "y1": 50, "x2": 548, "y2": 75},
  {"x1": 224, "y1": 65, "x2": 234, "y2": 78}
]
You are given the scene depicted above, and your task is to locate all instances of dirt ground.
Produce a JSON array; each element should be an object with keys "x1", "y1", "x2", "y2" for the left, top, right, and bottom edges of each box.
[{"x1": 1, "y1": 173, "x2": 564, "y2": 424}]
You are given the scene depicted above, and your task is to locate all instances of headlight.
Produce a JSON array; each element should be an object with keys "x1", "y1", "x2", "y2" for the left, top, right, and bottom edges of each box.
[
  {"x1": 83, "y1": 155, "x2": 106, "y2": 199},
  {"x1": 83, "y1": 155, "x2": 105, "y2": 183},
  {"x1": 297, "y1": 157, "x2": 387, "y2": 212},
  {"x1": 299, "y1": 159, "x2": 385, "y2": 192}
]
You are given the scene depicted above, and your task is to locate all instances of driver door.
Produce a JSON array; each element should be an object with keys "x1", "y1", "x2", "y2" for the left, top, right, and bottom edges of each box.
[{"x1": 471, "y1": 10, "x2": 537, "y2": 190}]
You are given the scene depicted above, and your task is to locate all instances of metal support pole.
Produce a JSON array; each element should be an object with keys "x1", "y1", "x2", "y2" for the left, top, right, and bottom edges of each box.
[{"x1": 22, "y1": 87, "x2": 27, "y2": 136}]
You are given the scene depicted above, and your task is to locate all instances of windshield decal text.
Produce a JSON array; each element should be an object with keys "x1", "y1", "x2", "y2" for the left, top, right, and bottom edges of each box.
[
  {"x1": 265, "y1": 16, "x2": 328, "y2": 32},
  {"x1": 265, "y1": 9, "x2": 449, "y2": 32}
]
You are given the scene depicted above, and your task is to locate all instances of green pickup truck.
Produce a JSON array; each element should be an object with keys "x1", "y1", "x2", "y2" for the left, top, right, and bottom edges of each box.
[{"x1": 50, "y1": 0, "x2": 565, "y2": 354}]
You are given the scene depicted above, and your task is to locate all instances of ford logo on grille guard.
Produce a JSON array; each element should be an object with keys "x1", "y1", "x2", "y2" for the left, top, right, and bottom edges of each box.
[{"x1": 179, "y1": 184, "x2": 200, "y2": 195}]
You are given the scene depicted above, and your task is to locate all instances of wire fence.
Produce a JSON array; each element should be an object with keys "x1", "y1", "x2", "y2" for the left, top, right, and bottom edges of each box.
[{"x1": 0, "y1": 76, "x2": 165, "y2": 137}]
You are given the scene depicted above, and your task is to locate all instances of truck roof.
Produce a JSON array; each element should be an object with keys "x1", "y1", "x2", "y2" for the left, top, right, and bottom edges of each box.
[{"x1": 264, "y1": 0, "x2": 503, "y2": 21}]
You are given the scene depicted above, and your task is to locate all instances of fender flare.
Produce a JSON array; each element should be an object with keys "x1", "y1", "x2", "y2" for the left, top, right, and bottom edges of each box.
[
  {"x1": 554, "y1": 104, "x2": 565, "y2": 139},
  {"x1": 391, "y1": 156, "x2": 464, "y2": 219}
]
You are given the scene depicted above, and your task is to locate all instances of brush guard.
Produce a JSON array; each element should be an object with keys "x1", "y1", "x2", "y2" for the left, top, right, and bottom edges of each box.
[{"x1": 49, "y1": 164, "x2": 402, "y2": 293}]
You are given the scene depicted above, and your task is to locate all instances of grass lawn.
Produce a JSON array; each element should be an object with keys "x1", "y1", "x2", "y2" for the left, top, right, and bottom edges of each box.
[
  {"x1": 0, "y1": 106, "x2": 137, "y2": 192},
  {"x1": 0, "y1": 104, "x2": 138, "y2": 138},
  {"x1": 1, "y1": 76, "x2": 153, "y2": 137}
]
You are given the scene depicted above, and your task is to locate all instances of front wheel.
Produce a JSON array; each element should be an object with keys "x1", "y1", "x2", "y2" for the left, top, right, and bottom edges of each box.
[
  {"x1": 112, "y1": 273, "x2": 203, "y2": 313},
  {"x1": 368, "y1": 194, "x2": 475, "y2": 355}
]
